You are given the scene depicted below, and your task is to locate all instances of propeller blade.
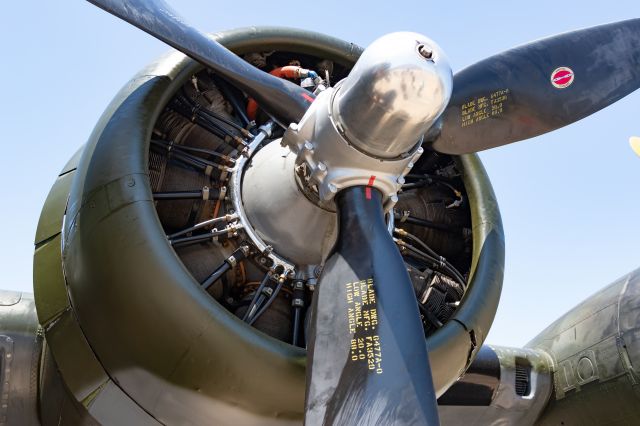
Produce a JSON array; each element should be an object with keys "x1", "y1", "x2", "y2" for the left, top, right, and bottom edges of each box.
[
  {"x1": 305, "y1": 186, "x2": 439, "y2": 425},
  {"x1": 428, "y1": 19, "x2": 640, "y2": 154},
  {"x1": 86, "y1": 0, "x2": 313, "y2": 125},
  {"x1": 631, "y1": 136, "x2": 640, "y2": 157}
]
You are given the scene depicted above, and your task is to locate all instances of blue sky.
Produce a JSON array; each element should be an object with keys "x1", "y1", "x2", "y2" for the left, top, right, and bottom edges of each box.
[{"x1": 1, "y1": 1, "x2": 638, "y2": 347}]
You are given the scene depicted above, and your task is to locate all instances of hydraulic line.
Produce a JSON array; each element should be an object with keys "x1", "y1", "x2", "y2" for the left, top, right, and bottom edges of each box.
[
  {"x1": 248, "y1": 275, "x2": 285, "y2": 326},
  {"x1": 242, "y1": 272, "x2": 272, "y2": 321},
  {"x1": 401, "y1": 181, "x2": 432, "y2": 191},
  {"x1": 402, "y1": 173, "x2": 442, "y2": 190},
  {"x1": 201, "y1": 246, "x2": 250, "y2": 290},
  {"x1": 210, "y1": 74, "x2": 252, "y2": 129},
  {"x1": 168, "y1": 213, "x2": 237, "y2": 239},
  {"x1": 172, "y1": 96, "x2": 248, "y2": 148},
  {"x1": 169, "y1": 226, "x2": 239, "y2": 247},
  {"x1": 401, "y1": 174, "x2": 464, "y2": 208},
  {"x1": 292, "y1": 307, "x2": 302, "y2": 346},
  {"x1": 395, "y1": 239, "x2": 466, "y2": 289},
  {"x1": 405, "y1": 173, "x2": 454, "y2": 183},
  {"x1": 153, "y1": 187, "x2": 220, "y2": 201},
  {"x1": 178, "y1": 91, "x2": 252, "y2": 137},
  {"x1": 170, "y1": 149, "x2": 228, "y2": 170},
  {"x1": 291, "y1": 280, "x2": 305, "y2": 347},
  {"x1": 395, "y1": 228, "x2": 441, "y2": 260},
  {"x1": 152, "y1": 144, "x2": 230, "y2": 175},
  {"x1": 394, "y1": 227, "x2": 466, "y2": 286},
  {"x1": 394, "y1": 212, "x2": 460, "y2": 233},
  {"x1": 151, "y1": 139, "x2": 234, "y2": 164},
  {"x1": 171, "y1": 97, "x2": 228, "y2": 139}
]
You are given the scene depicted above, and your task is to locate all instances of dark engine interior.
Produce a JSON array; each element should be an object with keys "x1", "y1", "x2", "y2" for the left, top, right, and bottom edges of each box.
[{"x1": 147, "y1": 49, "x2": 473, "y2": 346}]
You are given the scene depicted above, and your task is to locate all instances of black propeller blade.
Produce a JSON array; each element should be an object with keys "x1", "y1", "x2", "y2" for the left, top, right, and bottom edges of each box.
[
  {"x1": 86, "y1": 0, "x2": 314, "y2": 125},
  {"x1": 428, "y1": 19, "x2": 640, "y2": 154},
  {"x1": 305, "y1": 186, "x2": 439, "y2": 425}
]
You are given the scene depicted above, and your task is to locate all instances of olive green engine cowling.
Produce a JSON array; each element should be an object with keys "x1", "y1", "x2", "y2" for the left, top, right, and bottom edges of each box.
[
  {"x1": 528, "y1": 268, "x2": 640, "y2": 425},
  {"x1": 33, "y1": 27, "x2": 505, "y2": 424}
]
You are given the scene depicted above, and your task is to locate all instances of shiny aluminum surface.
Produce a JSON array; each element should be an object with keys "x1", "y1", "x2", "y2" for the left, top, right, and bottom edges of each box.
[
  {"x1": 333, "y1": 32, "x2": 452, "y2": 159},
  {"x1": 228, "y1": 122, "x2": 296, "y2": 273},
  {"x1": 242, "y1": 140, "x2": 338, "y2": 266},
  {"x1": 282, "y1": 88, "x2": 423, "y2": 206}
]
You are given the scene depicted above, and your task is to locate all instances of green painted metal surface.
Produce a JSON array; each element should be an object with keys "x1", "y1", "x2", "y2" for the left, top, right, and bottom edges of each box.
[
  {"x1": 0, "y1": 292, "x2": 41, "y2": 425},
  {"x1": 529, "y1": 268, "x2": 640, "y2": 425},
  {"x1": 33, "y1": 234, "x2": 69, "y2": 326}
]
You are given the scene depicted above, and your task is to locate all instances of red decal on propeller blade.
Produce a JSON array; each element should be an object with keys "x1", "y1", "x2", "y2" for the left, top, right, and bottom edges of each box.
[
  {"x1": 550, "y1": 67, "x2": 575, "y2": 89},
  {"x1": 301, "y1": 93, "x2": 315, "y2": 103},
  {"x1": 366, "y1": 175, "x2": 376, "y2": 200}
]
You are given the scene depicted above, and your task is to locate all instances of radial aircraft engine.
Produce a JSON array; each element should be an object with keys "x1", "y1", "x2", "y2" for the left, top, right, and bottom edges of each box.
[{"x1": 2, "y1": 1, "x2": 640, "y2": 425}]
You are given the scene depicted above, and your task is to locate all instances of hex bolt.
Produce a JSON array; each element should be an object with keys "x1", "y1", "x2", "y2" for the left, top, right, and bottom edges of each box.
[{"x1": 417, "y1": 44, "x2": 433, "y2": 60}]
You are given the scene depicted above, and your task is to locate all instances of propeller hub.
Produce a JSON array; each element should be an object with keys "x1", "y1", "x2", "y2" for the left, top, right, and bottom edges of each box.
[
  {"x1": 333, "y1": 32, "x2": 453, "y2": 159},
  {"x1": 283, "y1": 32, "x2": 451, "y2": 206}
]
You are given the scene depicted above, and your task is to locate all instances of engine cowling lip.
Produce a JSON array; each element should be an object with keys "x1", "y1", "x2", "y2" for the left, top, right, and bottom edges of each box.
[{"x1": 56, "y1": 27, "x2": 504, "y2": 422}]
